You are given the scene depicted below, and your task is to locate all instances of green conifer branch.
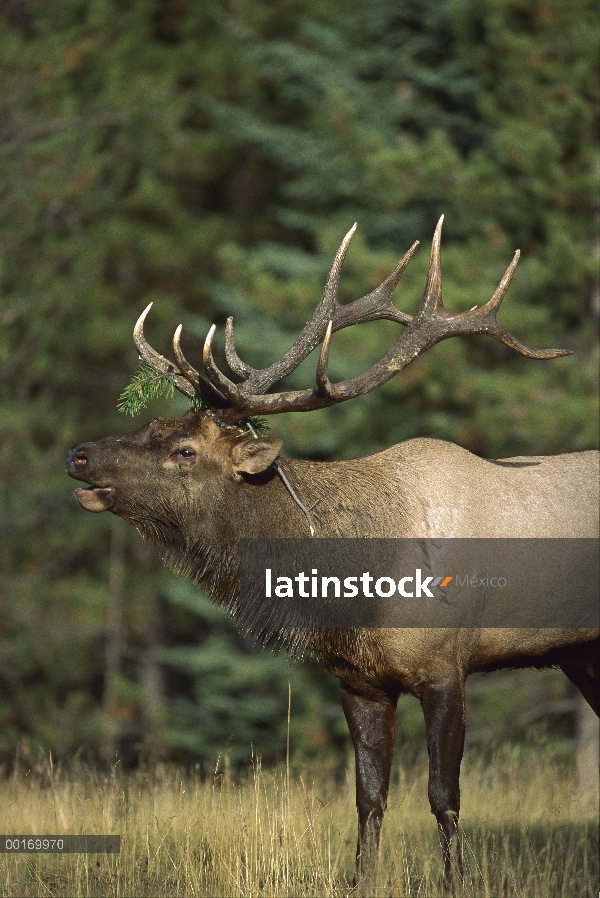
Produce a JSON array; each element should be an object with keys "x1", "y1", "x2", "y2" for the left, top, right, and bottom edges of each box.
[
  {"x1": 117, "y1": 364, "x2": 177, "y2": 416},
  {"x1": 117, "y1": 365, "x2": 268, "y2": 435}
]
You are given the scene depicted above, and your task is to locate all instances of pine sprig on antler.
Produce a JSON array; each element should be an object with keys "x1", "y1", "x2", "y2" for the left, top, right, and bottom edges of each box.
[
  {"x1": 117, "y1": 364, "x2": 179, "y2": 416},
  {"x1": 117, "y1": 363, "x2": 268, "y2": 434}
]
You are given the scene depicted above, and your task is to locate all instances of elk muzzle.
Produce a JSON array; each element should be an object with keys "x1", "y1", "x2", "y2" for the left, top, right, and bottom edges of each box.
[{"x1": 66, "y1": 445, "x2": 115, "y2": 512}]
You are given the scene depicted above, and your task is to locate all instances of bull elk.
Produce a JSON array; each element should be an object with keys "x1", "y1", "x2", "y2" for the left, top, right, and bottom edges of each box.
[{"x1": 67, "y1": 217, "x2": 599, "y2": 891}]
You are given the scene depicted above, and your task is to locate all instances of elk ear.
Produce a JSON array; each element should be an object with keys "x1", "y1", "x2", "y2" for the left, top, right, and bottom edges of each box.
[{"x1": 231, "y1": 438, "x2": 283, "y2": 478}]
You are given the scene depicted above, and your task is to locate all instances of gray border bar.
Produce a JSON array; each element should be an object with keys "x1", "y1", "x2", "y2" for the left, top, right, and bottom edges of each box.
[{"x1": 0, "y1": 835, "x2": 120, "y2": 853}]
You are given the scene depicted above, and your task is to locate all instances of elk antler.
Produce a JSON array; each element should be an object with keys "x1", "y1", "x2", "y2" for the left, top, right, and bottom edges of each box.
[{"x1": 133, "y1": 217, "x2": 571, "y2": 423}]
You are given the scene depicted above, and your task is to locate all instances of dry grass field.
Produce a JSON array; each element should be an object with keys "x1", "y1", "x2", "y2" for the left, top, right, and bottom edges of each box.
[{"x1": 0, "y1": 746, "x2": 596, "y2": 897}]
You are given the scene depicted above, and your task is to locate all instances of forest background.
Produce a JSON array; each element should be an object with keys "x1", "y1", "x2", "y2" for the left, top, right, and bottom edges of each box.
[{"x1": 0, "y1": 0, "x2": 598, "y2": 772}]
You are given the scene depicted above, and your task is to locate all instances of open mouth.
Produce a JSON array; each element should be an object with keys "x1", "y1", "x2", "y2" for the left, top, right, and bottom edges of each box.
[{"x1": 73, "y1": 486, "x2": 114, "y2": 513}]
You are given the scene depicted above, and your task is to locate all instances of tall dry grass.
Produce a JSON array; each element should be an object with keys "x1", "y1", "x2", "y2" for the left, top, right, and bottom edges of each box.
[{"x1": 0, "y1": 747, "x2": 596, "y2": 897}]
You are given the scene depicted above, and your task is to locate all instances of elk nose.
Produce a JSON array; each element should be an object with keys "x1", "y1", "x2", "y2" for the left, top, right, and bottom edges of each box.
[{"x1": 66, "y1": 446, "x2": 88, "y2": 473}]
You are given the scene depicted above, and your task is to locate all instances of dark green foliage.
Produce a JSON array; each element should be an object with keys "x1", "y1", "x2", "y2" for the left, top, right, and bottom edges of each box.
[
  {"x1": 159, "y1": 579, "x2": 340, "y2": 765},
  {"x1": 0, "y1": 0, "x2": 597, "y2": 765}
]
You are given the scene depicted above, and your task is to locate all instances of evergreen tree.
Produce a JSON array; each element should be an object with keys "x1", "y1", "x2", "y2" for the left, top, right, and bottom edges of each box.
[{"x1": 0, "y1": 0, "x2": 596, "y2": 763}]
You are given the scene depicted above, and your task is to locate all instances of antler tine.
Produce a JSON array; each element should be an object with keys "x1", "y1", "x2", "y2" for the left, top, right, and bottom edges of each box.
[
  {"x1": 134, "y1": 303, "x2": 166, "y2": 369},
  {"x1": 415, "y1": 215, "x2": 444, "y2": 319},
  {"x1": 259, "y1": 221, "x2": 358, "y2": 389},
  {"x1": 323, "y1": 222, "x2": 357, "y2": 304},
  {"x1": 482, "y1": 326, "x2": 572, "y2": 359},
  {"x1": 173, "y1": 325, "x2": 203, "y2": 387},
  {"x1": 133, "y1": 304, "x2": 196, "y2": 400},
  {"x1": 316, "y1": 320, "x2": 334, "y2": 397},
  {"x1": 224, "y1": 317, "x2": 254, "y2": 378},
  {"x1": 482, "y1": 249, "x2": 520, "y2": 314},
  {"x1": 202, "y1": 324, "x2": 243, "y2": 404}
]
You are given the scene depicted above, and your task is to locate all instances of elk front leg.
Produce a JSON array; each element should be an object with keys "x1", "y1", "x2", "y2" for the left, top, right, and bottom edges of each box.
[
  {"x1": 419, "y1": 677, "x2": 466, "y2": 894},
  {"x1": 340, "y1": 682, "x2": 397, "y2": 888}
]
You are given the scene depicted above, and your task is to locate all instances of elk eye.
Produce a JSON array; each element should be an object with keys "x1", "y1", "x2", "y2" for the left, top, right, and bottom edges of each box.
[{"x1": 178, "y1": 448, "x2": 196, "y2": 459}]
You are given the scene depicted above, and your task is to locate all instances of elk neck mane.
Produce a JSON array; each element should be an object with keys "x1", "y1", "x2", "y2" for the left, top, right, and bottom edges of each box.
[{"x1": 155, "y1": 450, "x2": 403, "y2": 670}]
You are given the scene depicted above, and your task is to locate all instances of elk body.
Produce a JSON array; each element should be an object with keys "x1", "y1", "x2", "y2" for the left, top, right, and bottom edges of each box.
[{"x1": 67, "y1": 218, "x2": 599, "y2": 890}]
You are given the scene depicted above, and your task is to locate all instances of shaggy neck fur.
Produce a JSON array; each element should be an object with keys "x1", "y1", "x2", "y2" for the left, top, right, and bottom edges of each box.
[{"x1": 133, "y1": 454, "x2": 399, "y2": 672}]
